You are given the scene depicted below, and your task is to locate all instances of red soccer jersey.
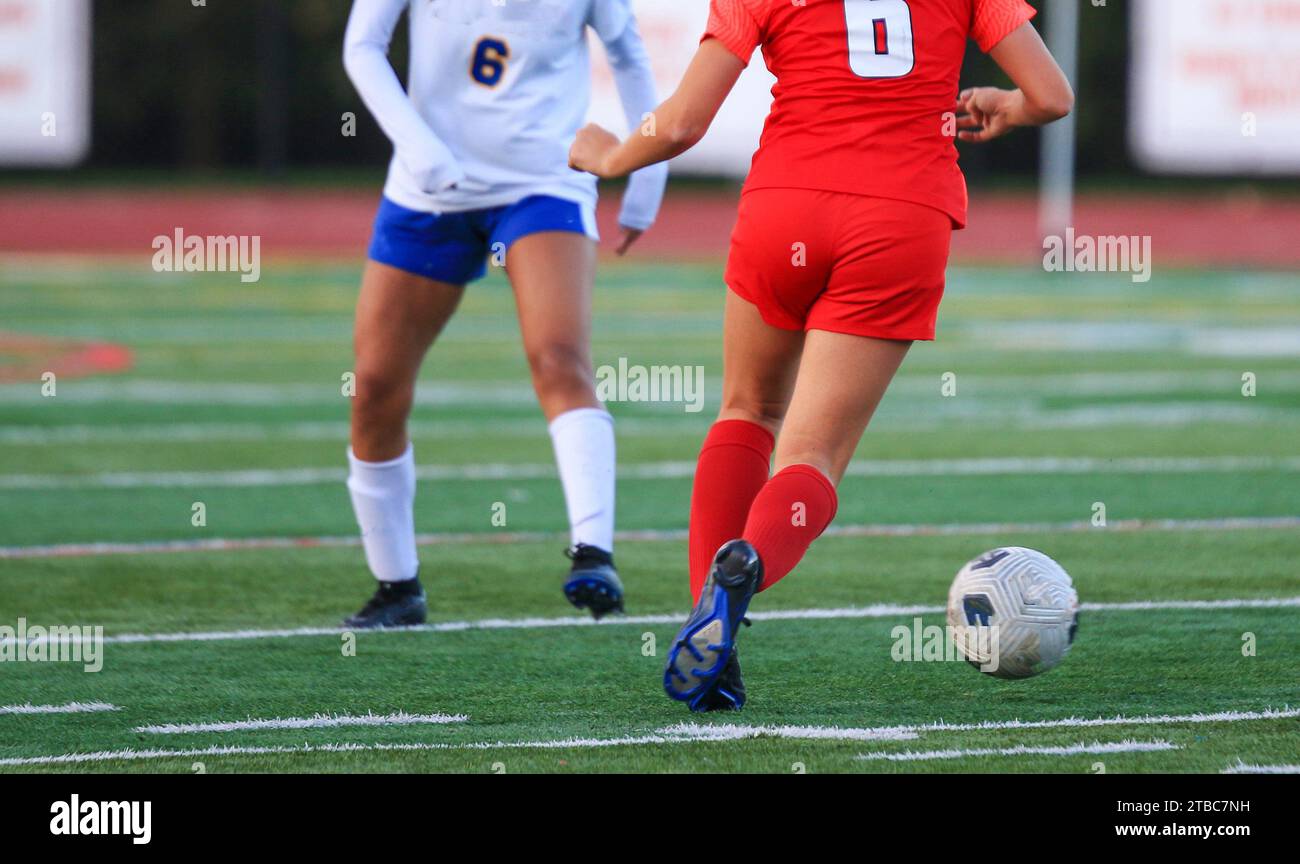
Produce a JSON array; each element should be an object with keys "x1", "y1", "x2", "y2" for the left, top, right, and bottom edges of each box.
[{"x1": 705, "y1": 0, "x2": 1036, "y2": 228}]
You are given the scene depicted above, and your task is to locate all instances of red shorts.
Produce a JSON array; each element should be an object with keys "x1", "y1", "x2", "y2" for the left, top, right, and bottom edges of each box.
[{"x1": 724, "y1": 189, "x2": 952, "y2": 341}]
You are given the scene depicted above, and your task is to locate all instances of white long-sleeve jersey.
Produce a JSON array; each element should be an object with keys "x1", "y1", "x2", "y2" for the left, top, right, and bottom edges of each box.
[{"x1": 343, "y1": 0, "x2": 667, "y2": 229}]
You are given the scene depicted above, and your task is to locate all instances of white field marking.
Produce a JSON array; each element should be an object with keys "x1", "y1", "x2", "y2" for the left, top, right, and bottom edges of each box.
[
  {"x1": 6, "y1": 368, "x2": 1300, "y2": 408},
  {"x1": 4, "y1": 455, "x2": 1298, "y2": 491},
  {"x1": 5, "y1": 403, "x2": 1296, "y2": 447},
  {"x1": 0, "y1": 726, "x2": 917, "y2": 768},
  {"x1": 6, "y1": 599, "x2": 1297, "y2": 650},
  {"x1": 0, "y1": 402, "x2": 1290, "y2": 454},
  {"x1": 659, "y1": 723, "x2": 927, "y2": 743},
  {"x1": 5, "y1": 515, "x2": 1300, "y2": 561},
  {"x1": 10, "y1": 367, "x2": 1300, "y2": 446},
  {"x1": 665, "y1": 707, "x2": 1300, "y2": 742},
  {"x1": 0, "y1": 701, "x2": 119, "y2": 716},
  {"x1": 0, "y1": 380, "x2": 539, "y2": 407},
  {"x1": 0, "y1": 418, "x2": 711, "y2": 447},
  {"x1": 1221, "y1": 761, "x2": 1300, "y2": 774},
  {"x1": 135, "y1": 711, "x2": 467, "y2": 735},
  {"x1": 5, "y1": 706, "x2": 1293, "y2": 767},
  {"x1": 856, "y1": 739, "x2": 1180, "y2": 762},
  {"x1": 1194, "y1": 328, "x2": 1300, "y2": 358}
]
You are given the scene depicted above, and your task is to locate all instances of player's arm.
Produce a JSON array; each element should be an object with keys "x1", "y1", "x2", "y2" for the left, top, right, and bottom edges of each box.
[
  {"x1": 343, "y1": 0, "x2": 466, "y2": 191},
  {"x1": 957, "y1": 21, "x2": 1075, "y2": 143},
  {"x1": 569, "y1": 39, "x2": 744, "y2": 180},
  {"x1": 600, "y1": 23, "x2": 669, "y2": 255}
]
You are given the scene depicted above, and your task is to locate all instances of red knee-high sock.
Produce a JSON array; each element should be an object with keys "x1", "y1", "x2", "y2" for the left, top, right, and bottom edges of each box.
[
  {"x1": 742, "y1": 464, "x2": 838, "y2": 592},
  {"x1": 688, "y1": 420, "x2": 775, "y2": 601}
]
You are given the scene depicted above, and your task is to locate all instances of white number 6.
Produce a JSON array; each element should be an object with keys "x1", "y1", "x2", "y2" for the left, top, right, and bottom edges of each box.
[{"x1": 844, "y1": 0, "x2": 915, "y2": 79}]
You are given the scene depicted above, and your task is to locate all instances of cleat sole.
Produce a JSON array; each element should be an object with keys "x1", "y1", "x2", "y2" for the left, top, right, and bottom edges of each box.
[{"x1": 564, "y1": 575, "x2": 624, "y2": 620}]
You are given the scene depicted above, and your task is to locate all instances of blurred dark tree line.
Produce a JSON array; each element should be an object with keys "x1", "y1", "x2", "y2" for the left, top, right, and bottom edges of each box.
[{"x1": 90, "y1": 0, "x2": 1132, "y2": 181}]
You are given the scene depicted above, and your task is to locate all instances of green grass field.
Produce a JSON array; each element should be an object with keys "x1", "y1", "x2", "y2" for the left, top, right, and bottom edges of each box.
[{"x1": 0, "y1": 257, "x2": 1297, "y2": 773}]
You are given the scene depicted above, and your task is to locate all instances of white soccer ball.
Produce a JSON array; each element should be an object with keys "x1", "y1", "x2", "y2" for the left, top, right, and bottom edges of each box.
[{"x1": 946, "y1": 547, "x2": 1079, "y2": 679}]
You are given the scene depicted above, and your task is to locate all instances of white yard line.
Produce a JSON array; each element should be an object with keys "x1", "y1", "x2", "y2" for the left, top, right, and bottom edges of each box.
[
  {"x1": 660, "y1": 723, "x2": 927, "y2": 743},
  {"x1": 4, "y1": 455, "x2": 1297, "y2": 490},
  {"x1": 4, "y1": 515, "x2": 1298, "y2": 561},
  {"x1": 3, "y1": 599, "x2": 1296, "y2": 649},
  {"x1": 1221, "y1": 761, "x2": 1300, "y2": 774},
  {"x1": 666, "y1": 707, "x2": 1300, "y2": 741},
  {"x1": 5, "y1": 369, "x2": 1300, "y2": 409},
  {"x1": 2, "y1": 708, "x2": 1294, "y2": 767},
  {"x1": 0, "y1": 742, "x2": 469, "y2": 768},
  {"x1": 0, "y1": 726, "x2": 915, "y2": 768},
  {"x1": 0, "y1": 701, "x2": 119, "y2": 716},
  {"x1": 135, "y1": 711, "x2": 467, "y2": 735},
  {"x1": 3, "y1": 404, "x2": 1293, "y2": 442},
  {"x1": 0, "y1": 380, "x2": 539, "y2": 407},
  {"x1": 856, "y1": 739, "x2": 1180, "y2": 762}
]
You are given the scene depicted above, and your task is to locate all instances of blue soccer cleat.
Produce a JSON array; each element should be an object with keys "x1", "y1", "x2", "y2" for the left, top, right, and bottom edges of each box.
[
  {"x1": 663, "y1": 539, "x2": 763, "y2": 712},
  {"x1": 563, "y1": 544, "x2": 625, "y2": 620}
]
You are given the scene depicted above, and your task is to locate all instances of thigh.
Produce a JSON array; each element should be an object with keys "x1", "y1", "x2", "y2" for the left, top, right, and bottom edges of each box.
[
  {"x1": 774, "y1": 329, "x2": 911, "y2": 482},
  {"x1": 718, "y1": 288, "x2": 805, "y2": 432},
  {"x1": 505, "y1": 230, "x2": 597, "y2": 365},
  {"x1": 353, "y1": 260, "x2": 465, "y2": 386}
]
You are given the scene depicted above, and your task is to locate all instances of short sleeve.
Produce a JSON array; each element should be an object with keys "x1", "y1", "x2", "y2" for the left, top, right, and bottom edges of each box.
[
  {"x1": 702, "y1": 0, "x2": 764, "y2": 66},
  {"x1": 589, "y1": 0, "x2": 633, "y2": 43},
  {"x1": 971, "y1": 0, "x2": 1037, "y2": 53}
]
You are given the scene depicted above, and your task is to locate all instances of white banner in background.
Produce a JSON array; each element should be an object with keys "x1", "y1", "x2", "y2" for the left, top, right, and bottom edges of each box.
[
  {"x1": 1131, "y1": 0, "x2": 1300, "y2": 174},
  {"x1": 0, "y1": 0, "x2": 91, "y2": 166},
  {"x1": 588, "y1": 2, "x2": 775, "y2": 176}
]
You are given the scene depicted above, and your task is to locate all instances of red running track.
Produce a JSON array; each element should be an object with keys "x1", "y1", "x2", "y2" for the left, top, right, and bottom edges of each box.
[{"x1": 1, "y1": 187, "x2": 1297, "y2": 268}]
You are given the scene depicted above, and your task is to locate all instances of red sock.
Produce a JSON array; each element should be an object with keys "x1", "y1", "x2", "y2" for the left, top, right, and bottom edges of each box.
[
  {"x1": 742, "y1": 464, "x2": 838, "y2": 592},
  {"x1": 688, "y1": 420, "x2": 774, "y2": 601}
]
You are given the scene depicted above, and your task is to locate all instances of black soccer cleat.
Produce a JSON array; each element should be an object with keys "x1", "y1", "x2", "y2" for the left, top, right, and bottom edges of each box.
[
  {"x1": 684, "y1": 648, "x2": 747, "y2": 712},
  {"x1": 663, "y1": 539, "x2": 763, "y2": 712},
  {"x1": 563, "y1": 544, "x2": 625, "y2": 620},
  {"x1": 342, "y1": 576, "x2": 427, "y2": 629}
]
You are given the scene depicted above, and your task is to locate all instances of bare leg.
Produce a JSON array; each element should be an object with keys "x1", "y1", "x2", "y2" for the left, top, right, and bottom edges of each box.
[
  {"x1": 775, "y1": 329, "x2": 912, "y2": 483},
  {"x1": 350, "y1": 261, "x2": 464, "y2": 461},
  {"x1": 716, "y1": 289, "x2": 805, "y2": 433},
  {"x1": 505, "y1": 232, "x2": 601, "y2": 420}
]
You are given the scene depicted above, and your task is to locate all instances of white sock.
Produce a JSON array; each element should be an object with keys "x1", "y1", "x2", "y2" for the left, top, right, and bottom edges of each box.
[
  {"x1": 347, "y1": 443, "x2": 419, "y2": 582},
  {"x1": 548, "y1": 407, "x2": 616, "y2": 553}
]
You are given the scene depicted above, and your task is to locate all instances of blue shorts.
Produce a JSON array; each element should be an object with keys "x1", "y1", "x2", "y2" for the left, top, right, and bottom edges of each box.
[{"x1": 367, "y1": 194, "x2": 598, "y2": 284}]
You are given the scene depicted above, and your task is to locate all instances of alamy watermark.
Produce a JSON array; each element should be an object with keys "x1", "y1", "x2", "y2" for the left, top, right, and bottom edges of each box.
[
  {"x1": 1043, "y1": 228, "x2": 1151, "y2": 283},
  {"x1": 595, "y1": 357, "x2": 705, "y2": 413},
  {"x1": 0, "y1": 618, "x2": 103, "y2": 672},
  {"x1": 50, "y1": 795, "x2": 151, "y2": 845},
  {"x1": 891, "y1": 618, "x2": 1001, "y2": 674},
  {"x1": 152, "y1": 228, "x2": 261, "y2": 283}
]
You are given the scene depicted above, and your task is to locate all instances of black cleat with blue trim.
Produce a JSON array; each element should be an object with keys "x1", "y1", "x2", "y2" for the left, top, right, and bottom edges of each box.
[
  {"x1": 663, "y1": 539, "x2": 763, "y2": 712},
  {"x1": 343, "y1": 575, "x2": 427, "y2": 629},
  {"x1": 563, "y1": 544, "x2": 625, "y2": 619}
]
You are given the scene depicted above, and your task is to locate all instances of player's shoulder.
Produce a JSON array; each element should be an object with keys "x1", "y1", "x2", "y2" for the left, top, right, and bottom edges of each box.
[{"x1": 710, "y1": 0, "x2": 781, "y2": 25}]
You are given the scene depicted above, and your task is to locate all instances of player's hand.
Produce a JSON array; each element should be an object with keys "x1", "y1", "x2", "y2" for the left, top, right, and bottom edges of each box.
[
  {"x1": 615, "y1": 226, "x2": 644, "y2": 256},
  {"x1": 569, "y1": 123, "x2": 622, "y2": 178},
  {"x1": 955, "y1": 87, "x2": 1021, "y2": 143}
]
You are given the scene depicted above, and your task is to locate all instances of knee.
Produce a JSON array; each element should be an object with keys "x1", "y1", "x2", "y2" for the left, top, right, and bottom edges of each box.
[
  {"x1": 351, "y1": 366, "x2": 412, "y2": 425},
  {"x1": 526, "y1": 343, "x2": 592, "y2": 395}
]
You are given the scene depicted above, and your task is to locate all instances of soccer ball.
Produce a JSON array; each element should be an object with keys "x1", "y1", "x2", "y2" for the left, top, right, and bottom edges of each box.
[{"x1": 946, "y1": 547, "x2": 1079, "y2": 679}]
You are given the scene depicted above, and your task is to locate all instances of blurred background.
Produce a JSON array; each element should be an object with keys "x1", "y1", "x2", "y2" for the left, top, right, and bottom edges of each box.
[{"x1": 2, "y1": 0, "x2": 1299, "y2": 265}]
